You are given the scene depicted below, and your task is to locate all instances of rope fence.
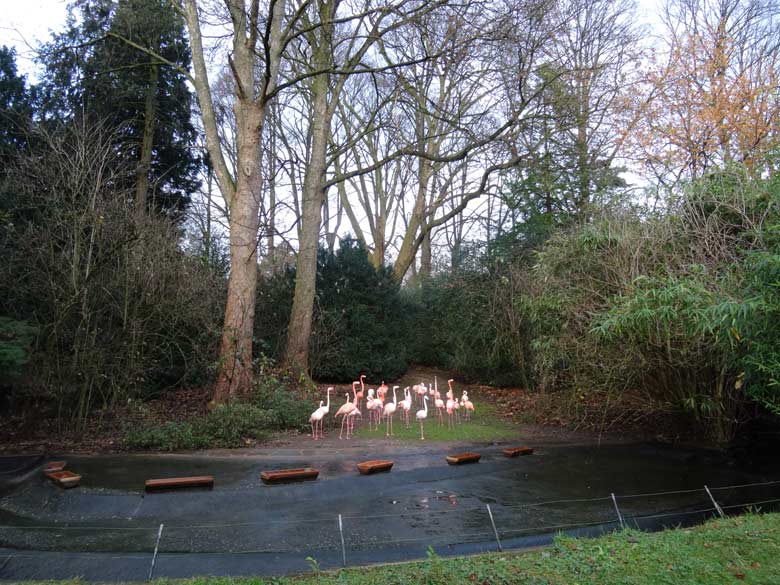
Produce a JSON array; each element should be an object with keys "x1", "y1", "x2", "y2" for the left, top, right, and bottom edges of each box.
[{"x1": 1, "y1": 479, "x2": 779, "y2": 580}]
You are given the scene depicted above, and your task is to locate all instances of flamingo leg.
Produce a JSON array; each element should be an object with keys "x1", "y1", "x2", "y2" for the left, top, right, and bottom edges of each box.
[{"x1": 419, "y1": 420, "x2": 424, "y2": 440}]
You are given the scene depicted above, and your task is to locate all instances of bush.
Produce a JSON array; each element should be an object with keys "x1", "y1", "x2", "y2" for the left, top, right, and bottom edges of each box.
[
  {"x1": 0, "y1": 316, "x2": 37, "y2": 378},
  {"x1": 126, "y1": 403, "x2": 275, "y2": 451},
  {"x1": 250, "y1": 373, "x2": 315, "y2": 432},
  {"x1": 254, "y1": 237, "x2": 412, "y2": 381},
  {"x1": 0, "y1": 120, "x2": 225, "y2": 423}
]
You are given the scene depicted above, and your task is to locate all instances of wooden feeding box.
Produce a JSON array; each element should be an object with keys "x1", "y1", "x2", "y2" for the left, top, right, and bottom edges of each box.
[
  {"x1": 260, "y1": 467, "x2": 319, "y2": 485},
  {"x1": 46, "y1": 470, "x2": 81, "y2": 488},
  {"x1": 145, "y1": 476, "x2": 215, "y2": 492},
  {"x1": 446, "y1": 452, "x2": 481, "y2": 465},
  {"x1": 357, "y1": 460, "x2": 394, "y2": 475},
  {"x1": 43, "y1": 461, "x2": 67, "y2": 474},
  {"x1": 503, "y1": 446, "x2": 534, "y2": 457}
]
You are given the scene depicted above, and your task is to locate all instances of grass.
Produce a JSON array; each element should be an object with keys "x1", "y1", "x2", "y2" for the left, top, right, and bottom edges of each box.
[
  {"x1": 24, "y1": 513, "x2": 780, "y2": 584},
  {"x1": 351, "y1": 403, "x2": 519, "y2": 442}
]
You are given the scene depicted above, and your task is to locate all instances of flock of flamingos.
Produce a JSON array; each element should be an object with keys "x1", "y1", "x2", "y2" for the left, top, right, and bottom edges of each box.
[{"x1": 309, "y1": 376, "x2": 475, "y2": 440}]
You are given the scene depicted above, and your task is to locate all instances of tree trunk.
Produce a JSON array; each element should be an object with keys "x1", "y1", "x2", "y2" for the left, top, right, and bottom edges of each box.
[
  {"x1": 213, "y1": 102, "x2": 264, "y2": 402},
  {"x1": 393, "y1": 158, "x2": 431, "y2": 281},
  {"x1": 284, "y1": 44, "x2": 331, "y2": 372},
  {"x1": 419, "y1": 231, "x2": 432, "y2": 278},
  {"x1": 135, "y1": 63, "x2": 158, "y2": 218}
]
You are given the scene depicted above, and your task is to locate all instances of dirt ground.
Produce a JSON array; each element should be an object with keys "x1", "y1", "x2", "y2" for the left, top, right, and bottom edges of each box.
[{"x1": 0, "y1": 365, "x2": 696, "y2": 454}]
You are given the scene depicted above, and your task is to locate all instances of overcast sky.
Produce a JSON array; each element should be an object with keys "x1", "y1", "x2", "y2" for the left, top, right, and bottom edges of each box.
[
  {"x1": 2, "y1": 0, "x2": 664, "y2": 80},
  {"x1": 0, "y1": 0, "x2": 69, "y2": 77}
]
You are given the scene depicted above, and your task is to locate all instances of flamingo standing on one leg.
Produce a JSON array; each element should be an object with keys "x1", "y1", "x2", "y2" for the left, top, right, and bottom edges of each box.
[
  {"x1": 384, "y1": 387, "x2": 398, "y2": 436},
  {"x1": 416, "y1": 383, "x2": 427, "y2": 406},
  {"x1": 416, "y1": 395, "x2": 429, "y2": 440},
  {"x1": 335, "y1": 393, "x2": 357, "y2": 439},
  {"x1": 446, "y1": 379, "x2": 456, "y2": 430}
]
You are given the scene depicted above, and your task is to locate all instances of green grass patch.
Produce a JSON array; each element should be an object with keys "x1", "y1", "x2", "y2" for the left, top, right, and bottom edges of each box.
[
  {"x1": 16, "y1": 513, "x2": 780, "y2": 584},
  {"x1": 352, "y1": 403, "x2": 519, "y2": 442}
]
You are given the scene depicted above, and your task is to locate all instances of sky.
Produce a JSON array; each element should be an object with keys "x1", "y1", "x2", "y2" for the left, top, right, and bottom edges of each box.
[
  {"x1": 1, "y1": 0, "x2": 664, "y2": 79},
  {"x1": 0, "y1": 0, "x2": 69, "y2": 77}
]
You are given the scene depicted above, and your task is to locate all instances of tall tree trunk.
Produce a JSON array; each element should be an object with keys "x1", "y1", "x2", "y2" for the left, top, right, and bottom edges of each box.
[
  {"x1": 419, "y1": 231, "x2": 432, "y2": 278},
  {"x1": 284, "y1": 44, "x2": 331, "y2": 372},
  {"x1": 135, "y1": 64, "x2": 158, "y2": 218},
  {"x1": 393, "y1": 158, "x2": 431, "y2": 281},
  {"x1": 213, "y1": 102, "x2": 264, "y2": 402}
]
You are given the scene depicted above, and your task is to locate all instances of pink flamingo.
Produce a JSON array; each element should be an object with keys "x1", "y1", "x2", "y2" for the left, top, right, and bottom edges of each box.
[
  {"x1": 416, "y1": 395, "x2": 429, "y2": 440},
  {"x1": 434, "y1": 376, "x2": 441, "y2": 400},
  {"x1": 383, "y1": 386, "x2": 398, "y2": 436},
  {"x1": 446, "y1": 379, "x2": 456, "y2": 430},
  {"x1": 416, "y1": 383, "x2": 427, "y2": 406},
  {"x1": 357, "y1": 375, "x2": 366, "y2": 410},
  {"x1": 461, "y1": 391, "x2": 475, "y2": 420},
  {"x1": 345, "y1": 404, "x2": 362, "y2": 439},
  {"x1": 335, "y1": 393, "x2": 357, "y2": 439},
  {"x1": 434, "y1": 394, "x2": 445, "y2": 425},
  {"x1": 398, "y1": 387, "x2": 412, "y2": 429},
  {"x1": 448, "y1": 378, "x2": 461, "y2": 423}
]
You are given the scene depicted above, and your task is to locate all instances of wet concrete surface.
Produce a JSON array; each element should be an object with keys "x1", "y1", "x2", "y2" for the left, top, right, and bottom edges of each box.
[{"x1": 1, "y1": 441, "x2": 779, "y2": 581}]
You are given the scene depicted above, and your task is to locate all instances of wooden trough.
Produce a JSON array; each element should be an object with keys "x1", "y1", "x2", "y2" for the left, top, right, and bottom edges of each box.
[
  {"x1": 446, "y1": 452, "x2": 481, "y2": 465},
  {"x1": 503, "y1": 446, "x2": 534, "y2": 457},
  {"x1": 145, "y1": 476, "x2": 215, "y2": 492},
  {"x1": 43, "y1": 461, "x2": 67, "y2": 474},
  {"x1": 357, "y1": 460, "x2": 394, "y2": 475},
  {"x1": 46, "y1": 470, "x2": 81, "y2": 488},
  {"x1": 260, "y1": 467, "x2": 319, "y2": 485}
]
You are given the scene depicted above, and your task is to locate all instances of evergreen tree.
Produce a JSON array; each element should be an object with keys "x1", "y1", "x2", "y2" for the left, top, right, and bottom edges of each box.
[
  {"x1": 0, "y1": 46, "x2": 34, "y2": 168},
  {"x1": 38, "y1": 0, "x2": 199, "y2": 218}
]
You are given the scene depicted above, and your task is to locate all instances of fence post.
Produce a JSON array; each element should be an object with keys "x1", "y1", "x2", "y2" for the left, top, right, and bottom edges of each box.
[
  {"x1": 704, "y1": 485, "x2": 726, "y2": 519},
  {"x1": 611, "y1": 494, "x2": 625, "y2": 529},
  {"x1": 338, "y1": 514, "x2": 347, "y2": 567},
  {"x1": 148, "y1": 523, "x2": 164, "y2": 581},
  {"x1": 486, "y1": 504, "x2": 503, "y2": 552}
]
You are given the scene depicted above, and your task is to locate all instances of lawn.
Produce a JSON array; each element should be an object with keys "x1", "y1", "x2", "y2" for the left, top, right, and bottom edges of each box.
[
  {"x1": 17, "y1": 513, "x2": 780, "y2": 584},
  {"x1": 351, "y1": 403, "x2": 519, "y2": 442},
  {"x1": 167, "y1": 512, "x2": 780, "y2": 584}
]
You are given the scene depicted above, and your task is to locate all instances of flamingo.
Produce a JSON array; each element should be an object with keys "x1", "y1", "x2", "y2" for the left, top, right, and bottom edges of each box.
[
  {"x1": 374, "y1": 391, "x2": 385, "y2": 427},
  {"x1": 416, "y1": 383, "x2": 427, "y2": 405},
  {"x1": 345, "y1": 402, "x2": 362, "y2": 439},
  {"x1": 335, "y1": 392, "x2": 357, "y2": 439},
  {"x1": 377, "y1": 380, "x2": 388, "y2": 402},
  {"x1": 308, "y1": 387, "x2": 331, "y2": 440},
  {"x1": 309, "y1": 400, "x2": 324, "y2": 440},
  {"x1": 366, "y1": 389, "x2": 380, "y2": 430},
  {"x1": 416, "y1": 395, "x2": 429, "y2": 440},
  {"x1": 434, "y1": 393, "x2": 445, "y2": 426},
  {"x1": 357, "y1": 375, "x2": 366, "y2": 411},
  {"x1": 446, "y1": 379, "x2": 456, "y2": 430},
  {"x1": 384, "y1": 387, "x2": 398, "y2": 436},
  {"x1": 434, "y1": 376, "x2": 441, "y2": 400},
  {"x1": 461, "y1": 391, "x2": 475, "y2": 420},
  {"x1": 398, "y1": 387, "x2": 412, "y2": 429}
]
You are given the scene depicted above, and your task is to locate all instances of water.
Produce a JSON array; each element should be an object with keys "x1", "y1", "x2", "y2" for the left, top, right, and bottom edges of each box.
[{"x1": 1, "y1": 441, "x2": 778, "y2": 580}]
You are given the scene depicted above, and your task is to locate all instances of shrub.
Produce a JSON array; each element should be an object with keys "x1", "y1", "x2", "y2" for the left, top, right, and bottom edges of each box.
[{"x1": 126, "y1": 403, "x2": 275, "y2": 451}]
